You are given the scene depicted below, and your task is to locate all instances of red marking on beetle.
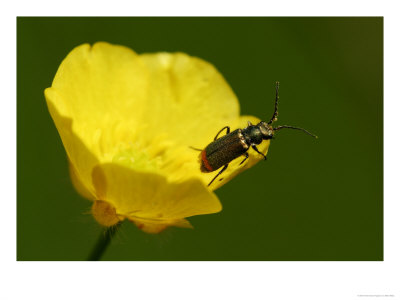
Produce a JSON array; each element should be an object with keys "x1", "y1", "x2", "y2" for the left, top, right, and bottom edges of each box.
[{"x1": 201, "y1": 150, "x2": 214, "y2": 172}]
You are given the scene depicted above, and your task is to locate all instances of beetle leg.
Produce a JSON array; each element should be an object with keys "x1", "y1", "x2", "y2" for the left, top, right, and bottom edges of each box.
[
  {"x1": 189, "y1": 146, "x2": 202, "y2": 151},
  {"x1": 208, "y1": 164, "x2": 228, "y2": 186},
  {"x1": 239, "y1": 152, "x2": 249, "y2": 165},
  {"x1": 252, "y1": 145, "x2": 267, "y2": 160},
  {"x1": 214, "y1": 126, "x2": 230, "y2": 141}
]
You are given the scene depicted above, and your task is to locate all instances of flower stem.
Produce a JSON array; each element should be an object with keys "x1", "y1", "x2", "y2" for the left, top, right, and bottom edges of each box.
[{"x1": 87, "y1": 222, "x2": 121, "y2": 261}]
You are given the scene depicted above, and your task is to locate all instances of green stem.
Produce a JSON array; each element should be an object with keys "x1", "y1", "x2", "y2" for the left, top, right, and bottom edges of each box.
[{"x1": 87, "y1": 222, "x2": 121, "y2": 261}]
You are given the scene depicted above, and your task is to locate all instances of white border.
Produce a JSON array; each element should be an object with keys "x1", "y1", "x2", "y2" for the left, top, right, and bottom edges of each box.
[{"x1": 3, "y1": 1, "x2": 399, "y2": 299}]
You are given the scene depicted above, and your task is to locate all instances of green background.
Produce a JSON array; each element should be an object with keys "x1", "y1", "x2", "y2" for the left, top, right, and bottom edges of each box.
[{"x1": 17, "y1": 17, "x2": 383, "y2": 261}]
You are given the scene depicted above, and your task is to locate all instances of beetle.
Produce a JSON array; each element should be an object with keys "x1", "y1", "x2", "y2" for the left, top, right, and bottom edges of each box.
[{"x1": 196, "y1": 81, "x2": 317, "y2": 187}]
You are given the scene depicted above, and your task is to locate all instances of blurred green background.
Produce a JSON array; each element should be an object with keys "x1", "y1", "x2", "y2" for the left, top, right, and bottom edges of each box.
[{"x1": 17, "y1": 17, "x2": 383, "y2": 261}]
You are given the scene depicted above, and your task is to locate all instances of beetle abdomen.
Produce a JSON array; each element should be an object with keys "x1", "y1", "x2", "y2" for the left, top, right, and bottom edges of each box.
[{"x1": 200, "y1": 129, "x2": 249, "y2": 172}]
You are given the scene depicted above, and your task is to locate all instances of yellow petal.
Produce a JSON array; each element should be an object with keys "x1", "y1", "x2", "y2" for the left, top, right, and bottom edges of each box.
[
  {"x1": 92, "y1": 163, "x2": 221, "y2": 220},
  {"x1": 45, "y1": 42, "x2": 149, "y2": 193},
  {"x1": 69, "y1": 161, "x2": 96, "y2": 201},
  {"x1": 136, "y1": 52, "x2": 269, "y2": 188},
  {"x1": 46, "y1": 100, "x2": 99, "y2": 198},
  {"x1": 130, "y1": 218, "x2": 193, "y2": 234},
  {"x1": 138, "y1": 52, "x2": 240, "y2": 147},
  {"x1": 45, "y1": 42, "x2": 270, "y2": 233}
]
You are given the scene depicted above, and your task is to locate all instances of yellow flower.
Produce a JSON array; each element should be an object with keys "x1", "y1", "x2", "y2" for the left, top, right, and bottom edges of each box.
[{"x1": 44, "y1": 42, "x2": 268, "y2": 233}]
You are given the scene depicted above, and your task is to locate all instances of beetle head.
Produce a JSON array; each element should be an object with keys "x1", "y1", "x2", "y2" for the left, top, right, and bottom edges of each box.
[
  {"x1": 258, "y1": 121, "x2": 275, "y2": 140},
  {"x1": 258, "y1": 121, "x2": 318, "y2": 140}
]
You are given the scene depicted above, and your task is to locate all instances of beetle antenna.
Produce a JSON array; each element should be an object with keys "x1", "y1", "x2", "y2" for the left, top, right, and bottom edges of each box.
[
  {"x1": 267, "y1": 81, "x2": 280, "y2": 125},
  {"x1": 273, "y1": 125, "x2": 318, "y2": 139}
]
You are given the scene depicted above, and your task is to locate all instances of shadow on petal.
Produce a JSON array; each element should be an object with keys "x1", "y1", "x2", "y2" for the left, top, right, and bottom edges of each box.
[{"x1": 92, "y1": 163, "x2": 222, "y2": 228}]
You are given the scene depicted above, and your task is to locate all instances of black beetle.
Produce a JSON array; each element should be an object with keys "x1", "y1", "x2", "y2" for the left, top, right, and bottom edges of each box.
[{"x1": 195, "y1": 81, "x2": 317, "y2": 187}]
